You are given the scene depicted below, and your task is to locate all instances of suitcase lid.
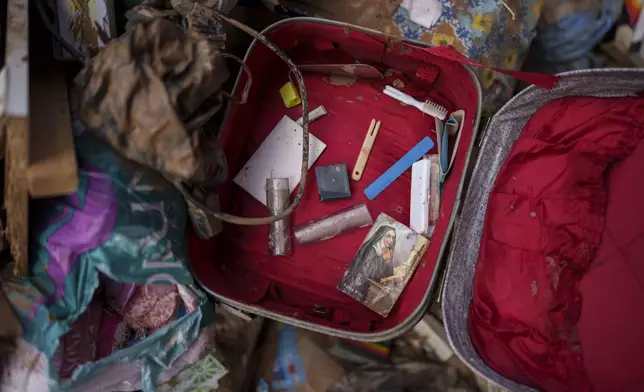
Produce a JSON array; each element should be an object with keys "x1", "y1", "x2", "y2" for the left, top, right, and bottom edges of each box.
[{"x1": 443, "y1": 68, "x2": 644, "y2": 390}]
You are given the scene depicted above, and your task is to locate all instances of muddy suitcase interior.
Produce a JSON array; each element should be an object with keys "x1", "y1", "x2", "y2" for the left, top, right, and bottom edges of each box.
[{"x1": 190, "y1": 18, "x2": 485, "y2": 339}]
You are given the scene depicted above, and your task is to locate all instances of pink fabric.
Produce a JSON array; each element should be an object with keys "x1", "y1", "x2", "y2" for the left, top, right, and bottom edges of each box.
[{"x1": 122, "y1": 285, "x2": 180, "y2": 329}]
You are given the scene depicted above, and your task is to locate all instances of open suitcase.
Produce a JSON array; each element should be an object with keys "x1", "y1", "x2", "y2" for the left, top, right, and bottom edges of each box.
[
  {"x1": 189, "y1": 17, "x2": 556, "y2": 340},
  {"x1": 443, "y1": 69, "x2": 644, "y2": 392}
]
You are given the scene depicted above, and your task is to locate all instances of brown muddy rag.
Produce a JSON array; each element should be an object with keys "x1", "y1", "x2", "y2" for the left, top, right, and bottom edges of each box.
[{"x1": 77, "y1": 17, "x2": 229, "y2": 185}]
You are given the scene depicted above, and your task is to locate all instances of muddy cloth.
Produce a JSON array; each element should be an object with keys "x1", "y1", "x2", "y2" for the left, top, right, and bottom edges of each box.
[
  {"x1": 78, "y1": 18, "x2": 229, "y2": 185},
  {"x1": 126, "y1": 0, "x2": 236, "y2": 48},
  {"x1": 469, "y1": 96, "x2": 644, "y2": 391},
  {"x1": 276, "y1": 0, "x2": 403, "y2": 31}
]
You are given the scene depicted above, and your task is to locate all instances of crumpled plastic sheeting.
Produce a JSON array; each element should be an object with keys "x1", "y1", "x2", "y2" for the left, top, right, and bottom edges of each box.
[
  {"x1": 78, "y1": 18, "x2": 229, "y2": 185},
  {"x1": 2, "y1": 128, "x2": 210, "y2": 392},
  {"x1": 327, "y1": 361, "x2": 477, "y2": 392},
  {"x1": 1, "y1": 324, "x2": 219, "y2": 392}
]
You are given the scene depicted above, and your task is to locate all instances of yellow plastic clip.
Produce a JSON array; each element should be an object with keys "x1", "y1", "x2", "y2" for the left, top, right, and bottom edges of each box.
[{"x1": 279, "y1": 82, "x2": 302, "y2": 108}]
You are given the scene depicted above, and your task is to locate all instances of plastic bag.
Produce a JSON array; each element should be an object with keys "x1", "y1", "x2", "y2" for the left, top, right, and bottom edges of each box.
[{"x1": 4, "y1": 127, "x2": 213, "y2": 391}]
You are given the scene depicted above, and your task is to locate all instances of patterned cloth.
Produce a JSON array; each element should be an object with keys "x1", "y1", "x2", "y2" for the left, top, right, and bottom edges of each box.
[
  {"x1": 386, "y1": 0, "x2": 544, "y2": 112},
  {"x1": 122, "y1": 285, "x2": 181, "y2": 329}
]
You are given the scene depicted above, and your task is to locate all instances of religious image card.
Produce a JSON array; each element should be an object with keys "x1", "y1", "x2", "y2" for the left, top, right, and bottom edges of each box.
[{"x1": 338, "y1": 213, "x2": 429, "y2": 316}]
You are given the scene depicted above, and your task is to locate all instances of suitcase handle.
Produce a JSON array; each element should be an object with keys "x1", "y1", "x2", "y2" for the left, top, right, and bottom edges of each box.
[{"x1": 176, "y1": 10, "x2": 312, "y2": 226}]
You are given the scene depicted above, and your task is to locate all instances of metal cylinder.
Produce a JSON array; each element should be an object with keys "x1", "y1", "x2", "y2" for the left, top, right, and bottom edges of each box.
[
  {"x1": 266, "y1": 178, "x2": 292, "y2": 256},
  {"x1": 293, "y1": 203, "x2": 373, "y2": 245}
]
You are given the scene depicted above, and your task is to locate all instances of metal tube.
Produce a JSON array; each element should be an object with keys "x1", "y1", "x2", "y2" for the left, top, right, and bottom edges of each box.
[
  {"x1": 266, "y1": 178, "x2": 292, "y2": 256},
  {"x1": 293, "y1": 203, "x2": 373, "y2": 245}
]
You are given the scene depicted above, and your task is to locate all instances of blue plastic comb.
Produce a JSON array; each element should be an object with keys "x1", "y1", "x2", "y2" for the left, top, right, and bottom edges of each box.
[{"x1": 364, "y1": 136, "x2": 435, "y2": 200}]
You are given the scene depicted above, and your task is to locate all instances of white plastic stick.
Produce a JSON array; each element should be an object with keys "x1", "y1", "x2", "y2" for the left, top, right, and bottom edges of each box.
[{"x1": 410, "y1": 156, "x2": 431, "y2": 235}]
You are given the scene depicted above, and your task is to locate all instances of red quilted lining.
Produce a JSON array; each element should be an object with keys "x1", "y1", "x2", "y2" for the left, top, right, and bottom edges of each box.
[{"x1": 469, "y1": 96, "x2": 644, "y2": 391}]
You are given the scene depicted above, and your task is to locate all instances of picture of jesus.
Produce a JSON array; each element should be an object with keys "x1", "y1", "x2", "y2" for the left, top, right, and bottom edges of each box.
[{"x1": 340, "y1": 225, "x2": 397, "y2": 302}]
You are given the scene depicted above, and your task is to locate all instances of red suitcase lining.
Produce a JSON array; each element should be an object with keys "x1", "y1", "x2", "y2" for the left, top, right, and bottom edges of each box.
[
  {"x1": 189, "y1": 22, "x2": 478, "y2": 333},
  {"x1": 469, "y1": 95, "x2": 644, "y2": 391}
]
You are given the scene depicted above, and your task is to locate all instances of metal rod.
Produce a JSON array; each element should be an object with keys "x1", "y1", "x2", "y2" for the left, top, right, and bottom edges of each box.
[
  {"x1": 266, "y1": 178, "x2": 292, "y2": 256},
  {"x1": 294, "y1": 204, "x2": 373, "y2": 245}
]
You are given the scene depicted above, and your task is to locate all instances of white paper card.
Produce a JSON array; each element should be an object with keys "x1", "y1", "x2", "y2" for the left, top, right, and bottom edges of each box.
[
  {"x1": 234, "y1": 115, "x2": 326, "y2": 206},
  {"x1": 402, "y1": 0, "x2": 443, "y2": 30}
]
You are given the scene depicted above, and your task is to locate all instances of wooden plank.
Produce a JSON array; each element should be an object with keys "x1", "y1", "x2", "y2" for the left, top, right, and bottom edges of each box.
[
  {"x1": 28, "y1": 66, "x2": 78, "y2": 198},
  {"x1": 352, "y1": 119, "x2": 380, "y2": 181},
  {"x1": 5, "y1": 117, "x2": 28, "y2": 276},
  {"x1": 5, "y1": 0, "x2": 29, "y2": 276}
]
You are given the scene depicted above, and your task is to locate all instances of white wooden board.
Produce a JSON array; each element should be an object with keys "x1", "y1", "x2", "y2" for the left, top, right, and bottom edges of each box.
[{"x1": 233, "y1": 115, "x2": 326, "y2": 206}]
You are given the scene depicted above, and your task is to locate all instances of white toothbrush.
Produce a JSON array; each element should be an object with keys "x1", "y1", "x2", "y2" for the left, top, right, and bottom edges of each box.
[{"x1": 383, "y1": 85, "x2": 448, "y2": 120}]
